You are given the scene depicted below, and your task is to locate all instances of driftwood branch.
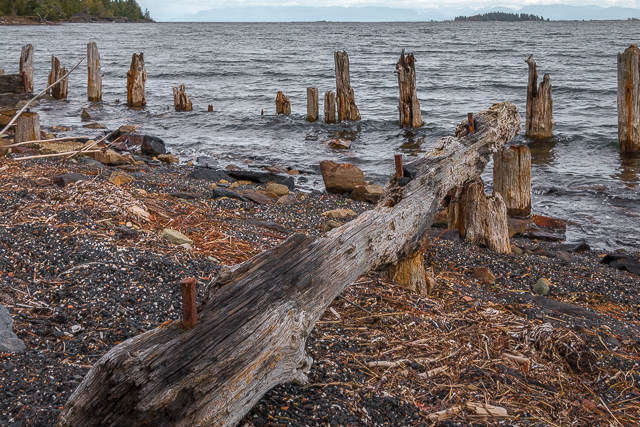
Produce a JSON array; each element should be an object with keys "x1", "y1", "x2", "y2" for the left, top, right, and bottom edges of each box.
[
  {"x1": 0, "y1": 57, "x2": 85, "y2": 138},
  {"x1": 58, "y1": 102, "x2": 521, "y2": 427}
]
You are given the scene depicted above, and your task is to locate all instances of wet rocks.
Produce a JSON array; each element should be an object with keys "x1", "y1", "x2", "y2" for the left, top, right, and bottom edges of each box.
[
  {"x1": 511, "y1": 245, "x2": 523, "y2": 255},
  {"x1": 210, "y1": 188, "x2": 250, "y2": 202},
  {"x1": 276, "y1": 195, "x2": 294, "y2": 205},
  {"x1": 0, "y1": 305, "x2": 26, "y2": 354},
  {"x1": 350, "y1": 184, "x2": 383, "y2": 203},
  {"x1": 83, "y1": 122, "x2": 107, "y2": 129},
  {"x1": 161, "y1": 228, "x2": 193, "y2": 245},
  {"x1": 326, "y1": 138, "x2": 352, "y2": 150},
  {"x1": 602, "y1": 253, "x2": 640, "y2": 275},
  {"x1": 94, "y1": 149, "x2": 125, "y2": 166},
  {"x1": 196, "y1": 156, "x2": 219, "y2": 168},
  {"x1": 473, "y1": 267, "x2": 496, "y2": 284},
  {"x1": 228, "y1": 170, "x2": 295, "y2": 191},
  {"x1": 141, "y1": 135, "x2": 166, "y2": 156},
  {"x1": 507, "y1": 218, "x2": 529, "y2": 238},
  {"x1": 50, "y1": 172, "x2": 88, "y2": 187},
  {"x1": 188, "y1": 168, "x2": 232, "y2": 182},
  {"x1": 323, "y1": 220, "x2": 342, "y2": 232},
  {"x1": 266, "y1": 183, "x2": 289, "y2": 197},
  {"x1": 319, "y1": 160, "x2": 364, "y2": 194},
  {"x1": 557, "y1": 242, "x2": 591, "y2": 253},
  {"x1": 81, "y1": 109, "x2": 92, "y2": 121},
  {"x1": 243, "y1": 191, "x2": 273, "y2": 204},
  {"x1": 533, "y1": 278, "x2": 551, "y2": 295},
  {"x1": 108, "y1": 171, "x2": 134, "y2": 186},
  {"x1": 111, "y1": 132, "x2": 144, "y2": 151},
  {"x1": 157, "y1": 154, "x2": 179, "y2": 164},
  {"x1": 532, "y1": 214, "x2": 567, "y2": 231},
  {"x1": 321, "y1": 208, "x2": 357, "y2": 218}
]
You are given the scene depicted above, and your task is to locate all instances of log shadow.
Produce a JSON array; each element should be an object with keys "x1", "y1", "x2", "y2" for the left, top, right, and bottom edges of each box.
[
  {"x1": 527, "y1": 137, "x2": 556, "y2": 166},
  {"x1": 398, "y1": 128, "x2": 425, "y2": 154},
  {"x1": 617, "y1": 151, "x2": 640, "y2": 188}
]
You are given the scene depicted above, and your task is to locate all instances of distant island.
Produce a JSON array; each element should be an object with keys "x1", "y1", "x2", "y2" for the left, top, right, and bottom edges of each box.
[
  {"x1": 455, "y1": 12, "x2": 546, "y2": 21},
  {"x1": 0, "y1": 0, "x2": 152, "y2": 23}
]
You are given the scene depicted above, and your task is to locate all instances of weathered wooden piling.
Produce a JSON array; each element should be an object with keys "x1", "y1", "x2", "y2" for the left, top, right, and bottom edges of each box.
[
  {"x1": 448, "y1": 179, "x2": 510, "y2": 254},
  {"x1": 0, "y1": 69, "x2": 4, "y2": 76},
  {"x1": 493, "y1": 145, "x2": 531, "y2": 218},
  {"x1": 324, "y1": 91, "x2": 336, "y2": 124},
  {"x1": 19, "y1": 44, "x2": 34, "y2": 93},
  {"x1": 87, "y1": 42, "x2": 102, "y2": 102},
  {"x1": 617, "y1": 44, "x2": 640, "y2": 152},
  {"x1": 396, "y1": 49, "x2": 422, "y2": 127},
  {"x1": 126, "y1": 53, "x2": 146, "y2": 108},
  {"x1": 525, "y1": 55, "x2": 554, "y2": 139},
  {"x1": 394, "y1": 154, "x2": 403, "y2": 179},
  {"x1": 275, "y1": 91, "x2": 290, "y2": 115},
  {"x1": 47, "y1": 56, "x2": 68, "y2": 100},
  {"x1": 180, "y1": 277, "x2": 198, "y2": 329},
  {"x1": 173, "y1": 84, "x2": 193, "y2": 112},
  {"x1": 15, "y1": 112, "x2": 40, "y2": 143},
  {"x1": 384, "y1": 251, "x2": 430, "y2": 295},
  {"x1": 307, "y1": 87, "x2": 319, "y2": 122},
  {"x1": 334, "y1": 51, "x2": 360, "y2": 122}
]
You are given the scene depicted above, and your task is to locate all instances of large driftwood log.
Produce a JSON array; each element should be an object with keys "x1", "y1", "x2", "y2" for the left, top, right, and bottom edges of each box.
[
  {"x1": 15, "y1": 112, "x2": 40, "y2": 143},
  {"x1": 324, "y1": 90, "x2": 336, "y2": 124},
  {"x1": 127, "y1": 53, "x2": 146, "y2": 108},
  {"x1": 493, "y1": 145, "x2": 531, "y2": 218},
  {"x1": 0, "y1": 74, "x2": 26, "y2": 94},
  {"x1": 617, "y1": 44, "x2": 640, "y2": 152},
  {"x1": 448, "y1": 179, "x2": 511, "y2": 254},
  {"x1": 275, "y1": 91, "x2": 290, "y2": 115},
  {"x1": 58, "y1": 102, "x2": 520, "y2": 427},
  {"x1": 87, "y1": 42, "x2": 102, "y2": 102},
  {"x1": 307, "y1": 87, "x2": 319, "y2": 122},
  {"x1": 334, "y1": 51, "x2": 360, "y2": 122},
  {"x1": 396, "y1": 49, "x2": 422, "y2": 128},
  {"x1": 48, "y1": 56, "x2": 68, "y2": 100},
  {"x1": 173, "y1": 85, "x2": 193, "y2": 112},
  {"x1": 20, "y1": 44, "x2": 34, "y2": 93},
  {"x1": 525, "y1": 55, "x2": 554, "y2": 139}
]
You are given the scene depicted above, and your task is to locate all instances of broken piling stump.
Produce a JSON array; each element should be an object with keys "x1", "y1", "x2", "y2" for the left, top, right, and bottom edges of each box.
[
  {"x1": 19, "y1": 44, "x2": 34, "y2": 93},
  {"x1": 334, "y1": 51, "x2": 360, "y2": 122},
  {"x1": 384, "y1": 250, "x2": 430, "y2": 295},
  {"x1": 15, "y1": 112, "x2": 40, "y2": 144},
  {"x1": 307, "y1": 87, "x2": 318, "y2": 122},
  {"x1": 48, "y1": 56, "x2": 68, "y2": 100},
  {"x1": 0, "y1": 69, "x2": 4, "y2": 76},
  {"x1": 57, "y1": 102, "x2": 520, "y2": 427},
  {"x1": 126, "y1": 53, "x2": 146, "y2": 108},
  {"x1": 525, "y1": 55, "x2": 554, "y2": 139},
  {"x1": 396, "y1": 49, "x2": 422, "y2": 127},
  {"x1": 87, "y1": 42, "x2": 102, "y2": 102},
  {"x1": 324, "y1": 91, "x2": 336, "y2": 124},
  {"x1": 275, "y1": 91, "x2": 290, "y2": 115},
  {"x1": 173, "y1": 84, "x2": 193, "y2": 112},
  {"x1": 448, "y1": 179, "x2": 511, "y2": 254},
  {"x1": 617, "y1": 44, "x2": 640, "y2": 152},
  {"x1": 493, "y1": 145, "x2": 531, "y2": 218}
]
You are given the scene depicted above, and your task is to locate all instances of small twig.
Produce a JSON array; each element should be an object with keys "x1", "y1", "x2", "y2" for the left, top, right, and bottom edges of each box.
[
  {"x1": 0, "y1": 56, "x2": 85, "y2": 138},
  {"x1": 14, "y1": 150, "x2": 101, "y2": 161},
  {"x1": 338, "y1": 295, "x2": 370, "y2": 313},
  {"x1": 3, "y1": 136, "x2": 89, "y2": 148}
]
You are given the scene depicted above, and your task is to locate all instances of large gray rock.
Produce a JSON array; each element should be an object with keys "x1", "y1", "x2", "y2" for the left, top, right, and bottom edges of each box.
[{"x1": 0, "y1": 305, "x2": 26, "y2": 354}]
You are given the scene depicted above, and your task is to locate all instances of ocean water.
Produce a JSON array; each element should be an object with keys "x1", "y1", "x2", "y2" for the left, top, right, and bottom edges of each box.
[{"x1": 1, "y1": 21, "x2": 639, "y2": 250}]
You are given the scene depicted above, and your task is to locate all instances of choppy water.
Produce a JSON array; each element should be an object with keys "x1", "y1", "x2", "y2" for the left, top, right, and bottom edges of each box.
[{"x1": 1, "y1": 21, "x2": 639, "y2": 251}]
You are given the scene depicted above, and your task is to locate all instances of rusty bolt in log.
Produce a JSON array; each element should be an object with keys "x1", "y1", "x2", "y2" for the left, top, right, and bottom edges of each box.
[
  {"x1": 180, "y1": 277, "x2": 198, "y2": 329},
  {"x1": 468, "y1": 113, "x2": 475, "y2": 133},
  {"x1": 395, "y1": 154, "x2": 404, "y2": 180}
]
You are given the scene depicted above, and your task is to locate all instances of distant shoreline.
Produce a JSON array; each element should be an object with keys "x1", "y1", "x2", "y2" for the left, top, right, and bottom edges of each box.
[{"x1": 0, "y1": 15, "x2": 153, "y2": 25}]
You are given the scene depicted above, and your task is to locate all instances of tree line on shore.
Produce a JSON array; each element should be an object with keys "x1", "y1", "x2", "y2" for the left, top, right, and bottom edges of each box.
[
  {"x1": 0, "y1": 0, "x2": 150, "y2": 21},
  {"x1": 455, "y1": 12, "x2": 546, "y2": 22}
]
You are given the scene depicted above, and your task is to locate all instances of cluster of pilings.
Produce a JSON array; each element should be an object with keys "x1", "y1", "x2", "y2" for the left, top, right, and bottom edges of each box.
[{"x1": 2, "y1": 43, "x2": 640, "y2": 153}]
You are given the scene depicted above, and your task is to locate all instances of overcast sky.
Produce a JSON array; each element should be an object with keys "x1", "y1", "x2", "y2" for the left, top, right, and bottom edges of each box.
[{"x1": 137, "y1": 0, "x2": 640, "y2": 21}]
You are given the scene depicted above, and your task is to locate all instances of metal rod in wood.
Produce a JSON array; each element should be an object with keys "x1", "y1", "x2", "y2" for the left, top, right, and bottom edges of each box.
[
  {"x1": 395, "y1": 154, "x2": 404, "y2": 179},
  {"x1": 180, "y1": 277, "x2": 198, "y2": 329},
  {"x1": 468, "y1": 113, "x2": 474, "y2": 132}
]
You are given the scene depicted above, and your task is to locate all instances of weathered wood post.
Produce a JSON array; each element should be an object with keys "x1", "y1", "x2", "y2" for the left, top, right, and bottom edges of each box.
[
  {"x1": 275, "y1": 91, "x2": 290, "y2": 115},
  {"x1": 87, "y1": 42, "x2": 102, "y2": 102},
  {"x1": 19, "y1": 44, "x2": 34, "y2": 93},
  {"x1": 47, "y1": 56, "x2": 68, "y2": 100},
  {"x1": 334, "y1": 51, "x2": 360, "y2": 122},
  {"x1": 127, "y1": 53, "x2": 146, "y2": 108},
  {"x1": 180, "y1": 277, "x2": 198, "y2": 329},
  {"x1": 173, "y1": 84, "x2": 193, "y2": 111},
  {"x1": 493, "y1": 145, "x2": 531, "y2": 218},
  {"x1": 307, "y1": 87, "x2": 318, "y2": 122},
  {"x1": 396, "y1": 49, "x2": 422, "y2": 127},
  {"x1": 617, "y1": 44, "x2": 640, "y2": 152},
  {"x1": 525, "y1": 55, "x2": 554, "y2": 139},
  {"x1": 324, "y1": 91, "x2": 336, "y2": 124},
  {"x1": 15, "y1": 112, "x2": 41, "y2": 143},
  {"x1": 0, "y1": 69, "x2": 4, "y2": 76},
  {"x1": 448, "y1": 179, "x2": 511, "y2": 254}
]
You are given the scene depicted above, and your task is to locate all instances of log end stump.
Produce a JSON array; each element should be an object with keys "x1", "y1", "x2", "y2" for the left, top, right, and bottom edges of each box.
[
  {"x1": 493, "y1": 145, "x2": 531, "y2": 218},
  {"x1": 384, "y1": 251, "x2": 432, "y2": 295},
  {"x1": 617, "y1": 44, "x2": 640, "y2": 152},
  {"x1": 276, "y1": 91, "x2": 291, "y2": 115},
  {"x1": 173, "y1": 84, "x2": 193, "y2": 112},
  {"x1": 307, "y1": 87, "x2": 319, "y2": 122},
  {"x1": 16, "y1": 112, "x2": 41, "y2": 144},
  {"x1": 324, "y1": 91, "x2": 336, "y2": 124},
  {"x1": 525, "y1": 55, "x2": 554, "y2": 139},
  {"x1": 126, "y1": 53, "x2": 146, "y2": 108},
  {"x1": 87, "y1": 42, "x2": 103, "y2": 102},
  {"x1": 396, "y1": 49, "x2": 422, "y2": 128}
]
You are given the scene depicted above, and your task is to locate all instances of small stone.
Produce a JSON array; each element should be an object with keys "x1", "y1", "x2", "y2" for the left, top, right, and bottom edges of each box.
[
  {"x1": 323, "y1": 220, "x2": 342, "y2": 232},
  {"x1": 219, "y1": 179, "x2": 229, "y2": 185},
  {"x1": 157, "y1": 154, "x2": 179, "y2": 164},
  {"x1": 511, "y1": 245, "x2": 523, "y2": 255},
  {"x1": 207, "y1": 256, "x2": 219, "y2": 263},
  {"x1": 178, "y1": 243, "x2": 193, "y2": 251},
  {"x1": 125, "y1": 221, "x2": 132, "y2": 227},
  {"x1": 50, "y1": 172, "x2": 88, "y2": 187},
  {"x1": 229, "y1": 182, "x2": 239, "y2": 190},
  {"x1": 83, "y1": 122, "x2": 107, "y2": 129},
  {"x1": 136, "y1": 188, "x2": 148, "y2": 196},
  {"x1": 326, "y1": 138, "x2": 352, "y2": 150},
  {"x1": 262, "y1": 165, "x2": 288, "y2": 174},
  {"x1": 109, "y1": 171, "x2": 134, "y2": 186},
  {"x1": 134, "y1": 160, "x2": 146, "y2": 166},
  {"x1": 81, "y1": 109, "x2": 92, "y2": 120},
  {"x1": 45, "y1": 133, "x2": 56, "y2": 140},
  {"x1": 533, "y1": 278, "x2": 551, "y2": 295},
  {"x1": 473, "y1": 267, "x2": 496, "y2": 284},
  {"x1": 225, "y1": 164, "x2": 240, "y2": 170},
  {"x1": 276, "y1": 195, "x2": 294, "y2": 205},
  {"x1": 319, "y1": 160, "x2": 365, "y2": 194},
  {"x1": 350, "y1": 184, "x2": 383, "y2": 203},
  {"x1": 242, "y1": 191, "x2": 273, "y2": 204},
  {"x1": 208, "y1": 183, "x2": 218, "y2": 190},
  {"x1": 161, "y1": 229, "x2": 193, "y2": 245},
  {"x1": 0, "y1": 305, "x2": 26, "y2": 354},
  {"x1": 525, "y1": 249, "x2": 533, "y2": 255},
  {"x1": 321, "y1": 208, "x2": 357, "y2": 218},
  {"x1": 266, "y1": 183, "x2": 289, "y2": 197},
  {"x1": 238, "y1": 180, "x2": 253, "y2": 185},
  {"x1": 462, "y1": 296, "x2": 473, "y2": 302},
  {"x1": 186, "y1": 161, "x2": 194, "y2": 167},
  {"x1": 287, "y1": 170, "x2": 300, "y2": 175},
  {"x1": 94, "y1": 149, "x2": 125, "y2": 166},
  {"x1": 141, "y1": 135, "x2": 166, "y2": 156},
  {"x1": 119, "y1": 125, "x2": 137, "y2": 133}
]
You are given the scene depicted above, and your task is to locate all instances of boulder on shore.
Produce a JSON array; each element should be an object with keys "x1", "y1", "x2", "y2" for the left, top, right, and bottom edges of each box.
[
  {"x1": 350, "y1": 184, "x2": 383, "y2": 203},
  {"x1": 319, "y1": 160, "x2": 364, "y2": 194},
  {"x1": 141, "y1": 135, "x2": 166, "y2": 156}
]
